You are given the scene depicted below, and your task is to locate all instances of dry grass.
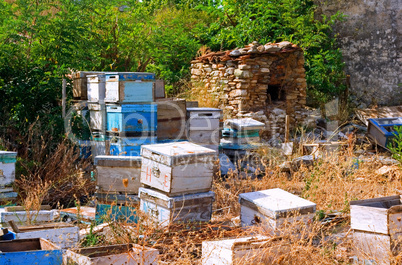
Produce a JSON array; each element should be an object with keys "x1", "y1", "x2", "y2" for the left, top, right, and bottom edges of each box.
[
  {"x1": 178, "y1": 80, "x2": 220, "y2": 108},
  {"x1": 79, "y1": 137, "x2": 402, "y2": 264}
]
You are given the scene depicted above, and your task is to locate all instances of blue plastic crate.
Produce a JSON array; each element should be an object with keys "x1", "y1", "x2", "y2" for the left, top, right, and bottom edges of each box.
[
  {"x1": 106, "y1": 104, "x2": 157, "y2": 134},
  {"x1": 109, "y1": 136, "x2": 156, "y2": 156},
  {"x1": 368, "y1": 118, "x2": 402, "y2": 147}
]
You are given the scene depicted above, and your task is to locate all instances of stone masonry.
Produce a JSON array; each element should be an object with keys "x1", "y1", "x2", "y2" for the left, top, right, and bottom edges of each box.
[{"x1": 190, "y1": 41, "x2": 309, "y2": 138}]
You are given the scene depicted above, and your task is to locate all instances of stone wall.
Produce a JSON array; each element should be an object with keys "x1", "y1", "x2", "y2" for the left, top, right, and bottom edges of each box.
[
  {"x1": 315, "y1": 0, "x2": 402, "y2": 106},
  {"x1": 191, "y1": 41, "x2": 309, "y2": 138}
]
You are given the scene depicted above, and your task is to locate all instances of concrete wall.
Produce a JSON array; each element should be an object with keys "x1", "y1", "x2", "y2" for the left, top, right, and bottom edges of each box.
[{"x1": 316, "y1": 0, "x2": 401, "y2": 106}]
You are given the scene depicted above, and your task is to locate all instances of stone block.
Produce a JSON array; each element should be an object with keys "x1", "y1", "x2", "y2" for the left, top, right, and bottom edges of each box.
[{"x1": 238, "y1": 64, "x2": 251, "y2": 70}]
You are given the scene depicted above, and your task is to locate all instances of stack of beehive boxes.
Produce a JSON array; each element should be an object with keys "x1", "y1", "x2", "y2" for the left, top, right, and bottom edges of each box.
[
  {"x1": 139, "y1": 141, "x2": 217, "y2": 227},
  {"x1": 104, "y1": 72, "x2": 157, "y2": 157},
  {"x1": 0, "y1": 151, "x2": 18, "y2": 204},
  {"x1": 94, "y1": 155, "x2": 142, "y2": 223},
  {"x1": 186, "y1": 108, "x2": 222, "y2": 152},
  {"x1": 221, "y1": 118, "x2": 264, "y2": 151},
  {"x1": 350, "y1": 195, "x2": 402, "y2": 264}
]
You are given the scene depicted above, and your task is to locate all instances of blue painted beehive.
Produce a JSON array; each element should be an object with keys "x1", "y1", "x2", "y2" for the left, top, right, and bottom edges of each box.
[
  {"x1": 104, "y1": 73, "x2": 155, "y2": 103},
  {"x1": 0, "y1": 238, "x2": 62, "y2": 265},
  {"x1": 106, "y1": 104, "x2": 157, "y2": 134},
  {"x1": 109, "y1": 135, "x2": 156, "y2": 156},
  {"x1": 368, "y1": 118, "x2": 402, "y2": 148}
]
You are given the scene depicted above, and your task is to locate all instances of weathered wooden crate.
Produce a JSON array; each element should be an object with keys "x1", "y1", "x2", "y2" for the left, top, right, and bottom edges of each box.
[
  {"x1": 73, "y1": 71, "x2": 105, "y2": 100},
  {"x1": 350, "y1": 195, "x2": 402, "y2": 235},
  {"x1": 351, "y1": 195, "x2": 402, "y2": 264},
  {"x1": 202, "y1": 235, "x2": 289, "y2": 265},
  {"x1": 156, "y1": 98, "x2": 187, "y2": 140},
  {"x1": 88, "y1": 103, "x2": 106, "y2": 132},
  {"x1": 106, "y1": 104, "x2": 157, "y2": 134},
  {"x1": 139, "y1": 187, "x2": 214, "y2": 227},
  {"x1": 10, "y1": 222, "x2": 79, "y2": 249},
  {"x1": 239, "y1": 188, "x2": 316, "y2": 235},
  {"x1": 64, "y1": 243, "x2": 158, "y2": 265},
  {"x1": 140, "y1": 141, "x2": 217, "y2": 196},
  {"x1": 87, "y1": 74, "x2": 106, "y2": 103},
  {"x1": 368, "y1": 118, "x2": 402, "y2": 148},
  {"x1": 105, "y1": 73, "x2": 155, "y2": 103},
  {"x1": 109, "y1": 136, "x2": 156, "y2": 156},
  {"x1": 187, "y1": 107, "x2": 222, "y2": 130},
  {"x1": 0, "y1": 208, "x2": 54, "y2": 225},
  {"x1": 0, "y1": 151, "x2": 17, "y2": 188},
  {"x1": 95, "y1": 155, "x2": 142, "y2": 194},
  {"x1": 224, "y1": 118, "x2": 265, "y2": 131},
  {"x1": 0, "y1": 238, "x2": 62, "y2": 265}
]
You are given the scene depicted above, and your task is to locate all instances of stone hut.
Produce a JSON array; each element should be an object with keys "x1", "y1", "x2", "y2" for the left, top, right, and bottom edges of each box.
[{"x1": 190, "y1": 41, "x2": 309, "y2": 138}]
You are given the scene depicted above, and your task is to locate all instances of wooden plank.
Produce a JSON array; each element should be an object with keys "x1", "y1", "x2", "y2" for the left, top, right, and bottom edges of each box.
[
  {"x1": 5, "y1": 205, "x2": 51, "y2": 212},
  {"x1": 353, "y1": 230, "x2": 392, "y2": 265},
  {"x1": 351, "y1": 205, "x2": 389, "y2": 234},
  {"x1": 94, "y1": 155, "x2": 141, "y2": 167},
  {"x1": 157, "y1": 119, "x2": 186, "y2": 140},
  {"x1": 187, "y1": 129, "x2": 220, "y2": 144},
  {"x1": 355, "y1": 105, "x2": 402, "y2": 126},
  {"x1": 8, "y1": 220, "x2": 20, "y2": 233},
  {"x1": 156, "y1": 98, "x2": 186, "y2": 120}
]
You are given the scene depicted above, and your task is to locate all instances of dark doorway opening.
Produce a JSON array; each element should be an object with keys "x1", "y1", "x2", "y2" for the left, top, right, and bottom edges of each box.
[{"x1": 267, "y1": 84, "x2": 285, "y2": 104}]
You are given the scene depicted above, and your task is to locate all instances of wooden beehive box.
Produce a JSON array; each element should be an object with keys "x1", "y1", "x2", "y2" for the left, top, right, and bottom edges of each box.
[
  {"x1": 140, "y1": 141, "x2": 217, "y2": 196},
  {"x1": 95, "y1": 155, "x2": 142, "y2": 194},
  {"x1": 108, "y1": 136, "x2": 156, "y2": 157},
  {"x1": 95, "y1": 193, "x2": 139, "y2": 223},
  {"x1": 10, "y1": 222, "x2": 79, "y2": 249},
  {"x1": 139, "y1": 187, "x2": 214, "y2": 227},
  {"x1": 63, "y1": 244, "x2": 158, "y2": 265},
  {"x1": 202, "y1": 235, "x2": 288, "y2": 265},
  {"x1": 187, "y1": 108, "x2": 222, "y2": 131},
  {"x1": 87, "y1": 74, "x2": 106, "y2": 103},
  {"x1": 224, "y1": 118, "x2": 265, "y2": 131},
  {"x1": 351, "y1": 195, "x2": 402, "y2": 264},
  {"x1": 156, "y1": 98, "x2": 187, "y2": 140},
  {"x1": 0, "y1": 151, "x2": 17, "y2": 188},
  {"x1": 73, "y1": 71, "x2": 105, "y2": 100},
  {"x1": 88, "y1": 103, "x2": 106, "y2": 132},
  {"x1": 0, "y1": 208, "x2": 54, "y2": 225},
  {"x1": 239, "y1": 188, "x2": 316, "y2": 235},
  {"x1": 105, "y1": 73, "x2": 155, "y2": 103},
  {"x1": 368, "y1": 118, "x2": 402, "y2": 148},
  {"x1": 0, "y1": 238, "x2": 62, "y2": 265}
]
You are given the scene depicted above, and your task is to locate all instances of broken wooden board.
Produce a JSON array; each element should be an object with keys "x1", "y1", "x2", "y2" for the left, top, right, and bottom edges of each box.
[
  {"x1": 356, "y1": 105, "x2": 402, "y2": 126},
  {"x1": 63, "y1": 243, "x2": 158, "y2": 265}
]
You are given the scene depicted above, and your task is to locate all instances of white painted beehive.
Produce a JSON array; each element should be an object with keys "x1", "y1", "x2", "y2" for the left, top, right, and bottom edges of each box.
[
  {"x1": 11, "y1": 222, "x2": 79, "y2": 249},
  {"x1": 88, "y1": 103, "x2": 106, "y2": 132},
  {"x1": 187, "y1": 108, "x2": 222, "y2": 131},
  {"x1": 239, "y1": 188, "x2": 316, "y2": 235},
  {"x1": 350, "y1": 195, "x2": 402, "y2": 264},
  {"x1": 224, "y1": 118, "x2": 265, "y2": 131},
  {"x1": 139, "y1": 187, "x2": 214, "y2": 227},
  {"x1": 64, "y1": 243, "x2": 159, "y2": 265},
  {"x1": 95, "y1": 155, "x2": 142, "y2": 194},
  {"x1": 0, "y1": 151, "x2": 17, "y2": 188},
  {"x1": 0, "y1": 208, "x2": 54, "y2": 225},
  {"x1": 140, "y1": 141, "x2": 217, "y2": 196},
  {"x1": 202, "y1": 235, "x2": 289, "y2": 265},
  {"x1": 87, "y1": 74, "x2": 106, "y2": 103}
]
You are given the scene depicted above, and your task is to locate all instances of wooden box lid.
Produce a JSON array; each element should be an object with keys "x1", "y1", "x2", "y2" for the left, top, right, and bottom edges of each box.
[
  {"x1": 94, "y1": 155, "x2": 142, "y2": 167},
  {"x1": 239, "y1": 188, "x2": 316, "y2": 219},
  {"x1": 141, "y1": 141, "x2": 217, "y2": 166}
]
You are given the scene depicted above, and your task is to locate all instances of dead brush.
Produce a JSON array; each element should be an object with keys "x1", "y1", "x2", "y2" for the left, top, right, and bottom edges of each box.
[{"x1": 14, "y1": 120, "x2": 95, "y2": 208}]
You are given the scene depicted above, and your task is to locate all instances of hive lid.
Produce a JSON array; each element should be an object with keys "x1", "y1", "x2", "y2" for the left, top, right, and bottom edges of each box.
[
  {"x1": 225, "y1": 118, "x2": 265, "y2": 130},
  {"x1": 94, "y1": 155, "x2": 141, "y2": 167},
  {"x1": 0, "y1": 151, "x2": 17, "y2": 163},
  {"x1": 141, "y1": 141, "x2": 217, "y2": 166},
  {"x1": 187, "y1": 107, "x2": 222, "y2": 112},
  {"x1": 239, "y1": 188, "x2": 316, "y2": 219}
]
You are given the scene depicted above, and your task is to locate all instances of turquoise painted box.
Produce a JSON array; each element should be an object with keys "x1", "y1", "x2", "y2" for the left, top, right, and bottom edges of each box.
[
  {"x1": 104, "y1": 73, "x2": 155, "y2": 103},
  {"x1": 106, "y1": 104, "x2": 157, "y2": 134},
  {"x1": 0, "y1": 238, "x2": 62, "y2": 265}
]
